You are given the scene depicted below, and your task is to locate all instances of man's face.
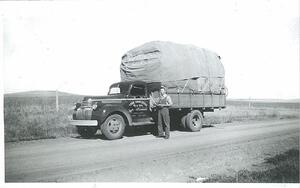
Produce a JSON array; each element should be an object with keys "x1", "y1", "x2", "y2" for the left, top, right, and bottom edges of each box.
[{"x1": 160, "y1": 88, "x2": 166, "y2": 95}]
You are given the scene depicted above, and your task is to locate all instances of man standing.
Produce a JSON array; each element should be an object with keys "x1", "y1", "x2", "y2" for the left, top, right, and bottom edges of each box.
[{"x1": 156, "y1": 86, "x2": 173, "y2": 139}]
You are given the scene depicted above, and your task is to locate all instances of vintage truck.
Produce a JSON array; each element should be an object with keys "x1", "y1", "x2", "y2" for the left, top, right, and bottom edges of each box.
[{"x1": 70, "y1": 41, "x2": 227, "y2": 140}]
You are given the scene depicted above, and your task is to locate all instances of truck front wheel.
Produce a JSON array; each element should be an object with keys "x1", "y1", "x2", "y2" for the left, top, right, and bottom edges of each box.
[
  {"x1": 186, "y1": 110, "x2": 203, "y2": 132},
  {"x1": 101, "y1": 114, "x2": 126, "y2": 140}
]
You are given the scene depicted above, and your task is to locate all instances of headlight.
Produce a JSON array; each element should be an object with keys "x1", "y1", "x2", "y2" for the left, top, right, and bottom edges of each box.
[
  {"x1": 92, "y1": 102, "x2": 98, "y2": 110},
  {"x1": 87, "y1": 98, "x2": 92, "y2": 106},
  {"x1": 73, "y1": 102, "x2": 81, "y2": 110}
]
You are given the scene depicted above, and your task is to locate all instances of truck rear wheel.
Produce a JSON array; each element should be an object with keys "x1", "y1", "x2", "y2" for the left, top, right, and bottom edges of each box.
[
  {"x1": 101, "y1": 114, "x2": 126, "y2": 140},
  {"x1": 180, "y1": 115, "x2": 187, "y2": 129},
  {"x1": 77, "y1": 126, "x2": 98, "y2": 138},
  {"x1": 186, "y1": 110, "x2": 203, "y2": 132}
]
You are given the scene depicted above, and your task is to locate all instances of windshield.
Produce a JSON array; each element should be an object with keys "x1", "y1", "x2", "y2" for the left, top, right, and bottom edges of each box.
[{"x1": 108, "y1": 87, "x2": 121, "y2": 95}]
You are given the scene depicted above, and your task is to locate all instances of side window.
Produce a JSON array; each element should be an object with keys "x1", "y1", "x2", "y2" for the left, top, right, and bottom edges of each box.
[
  {"x1": 130, "y1": 84, "x2": 146, "y2": 97},
  {"x1": 151, "y1": 90, "x2": 160, "y2": 98}
]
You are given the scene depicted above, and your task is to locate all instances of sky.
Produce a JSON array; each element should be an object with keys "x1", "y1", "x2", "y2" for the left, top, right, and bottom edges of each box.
[{"x1": 1, "y1": 0, "x2": 299, "y2": 99}]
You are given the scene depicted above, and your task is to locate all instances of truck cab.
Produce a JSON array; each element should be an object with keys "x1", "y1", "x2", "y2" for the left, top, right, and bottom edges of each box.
[
  {"x1": 71, "y1": 80, "x2": 226, "y2": 140},
  {"x1": 70, "y1": 81, "x2": 161, "y2": 140}
]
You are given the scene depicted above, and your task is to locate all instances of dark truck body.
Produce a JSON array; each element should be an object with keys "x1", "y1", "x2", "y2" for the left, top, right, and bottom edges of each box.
[{"x1": 71, "y1": 81, "x2": 226, "y2": 140}]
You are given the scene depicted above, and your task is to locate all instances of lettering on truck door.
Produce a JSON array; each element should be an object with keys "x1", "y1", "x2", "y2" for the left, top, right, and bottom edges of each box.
[{"x1": 128, "y1": 84, "x2": 151, "y2": 122}]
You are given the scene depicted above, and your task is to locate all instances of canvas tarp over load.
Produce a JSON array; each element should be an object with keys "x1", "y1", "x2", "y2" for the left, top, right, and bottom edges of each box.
[{"x1": 120, "y1": 41, "x2": 225, "y2": 94}]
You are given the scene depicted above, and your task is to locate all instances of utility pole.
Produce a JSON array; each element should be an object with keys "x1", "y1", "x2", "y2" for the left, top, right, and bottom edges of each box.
[
  {"x1": 248, "y1": 97, "x2": 251, "y2": 108},
  {"x1": 56, "y1": 89, "x2": 59, "y2": 112}
]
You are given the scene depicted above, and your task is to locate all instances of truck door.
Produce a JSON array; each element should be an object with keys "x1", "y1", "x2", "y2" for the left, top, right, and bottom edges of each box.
[{"x1": 128, "y1": 83, "x2": 152, "y2": 124}]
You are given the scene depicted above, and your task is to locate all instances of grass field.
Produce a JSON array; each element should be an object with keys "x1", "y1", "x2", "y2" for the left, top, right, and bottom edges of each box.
[
  {"x1": 4, "y1": 92, "x2": 83, "y2": 142},
  {"x1": 200, "y1": 148, "x2": 299, "y2": 183},
  {"x1": 3, "y1": 91, "x2": 300, "y2": 142},
  {"x1": 204, "y1": 100, "x2": 300, "y2": 125}
]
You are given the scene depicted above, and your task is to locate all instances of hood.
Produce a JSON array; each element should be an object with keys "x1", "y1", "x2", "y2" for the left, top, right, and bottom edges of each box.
[{"x1": 83, "y1": 94, "x2": 126, "y2": 101}]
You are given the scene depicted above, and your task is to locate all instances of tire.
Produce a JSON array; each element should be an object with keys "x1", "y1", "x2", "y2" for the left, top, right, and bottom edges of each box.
[
  {"x1": 180, "y1": 115, "x2": 187, "y2": 129},
  {"x1": 186, "y1": 110, "x2": 203, "y2": 132},
  {"x1": 101, "y1": 114, "x2": 126, "y2": 140},
  {"x1": 77, "y1": 126, "x2": 97, "y2": 138}
]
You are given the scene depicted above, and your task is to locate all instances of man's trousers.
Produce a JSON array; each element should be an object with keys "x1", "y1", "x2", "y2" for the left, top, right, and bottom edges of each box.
[{"x1": 157, "y1": 107, "x2": 170, "y2": 137}]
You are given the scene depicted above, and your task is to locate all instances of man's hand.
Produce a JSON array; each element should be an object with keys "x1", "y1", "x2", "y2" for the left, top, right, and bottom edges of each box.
[{"x1": 157, "y1": 104, "x2": 170, "y2": 108}]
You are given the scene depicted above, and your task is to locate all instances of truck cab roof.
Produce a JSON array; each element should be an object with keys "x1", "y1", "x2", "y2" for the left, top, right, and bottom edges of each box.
[
  {"x1": 110, "y1": 81, "x2": 162, "y2": 93},
  {"x1": 83, "y1": 81, "x2": 162, "y2": 101}
]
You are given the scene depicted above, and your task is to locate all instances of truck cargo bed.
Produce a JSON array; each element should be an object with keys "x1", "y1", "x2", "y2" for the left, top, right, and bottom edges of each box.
[{"x1": 169, "y1": 92, "x2": 226, "y2": 110}]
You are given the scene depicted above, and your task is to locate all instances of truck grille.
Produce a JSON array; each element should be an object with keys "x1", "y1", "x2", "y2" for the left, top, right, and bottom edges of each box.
[{"x1": 75, "y1": 108, "x2": 92, "y2": 120}]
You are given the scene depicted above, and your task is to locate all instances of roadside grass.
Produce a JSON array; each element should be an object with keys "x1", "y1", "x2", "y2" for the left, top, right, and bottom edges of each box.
[
  {"x1": 204, "y1": 102, "x2": 300, "y2": 125},
  {"x1": 199, "y1": 149, "x2": 299, "y2": 183},
  {"x1": 4, "y1": 95, "x2": 300, "y2": 142},
  {"x1": 4, "y1": 95, "x2": 82, "y2": 142}
]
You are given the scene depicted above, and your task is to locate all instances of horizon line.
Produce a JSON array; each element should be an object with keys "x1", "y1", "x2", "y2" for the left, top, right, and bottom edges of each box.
[{"x1": 3, "y1": 89, "x2": 299, "y2": 100}]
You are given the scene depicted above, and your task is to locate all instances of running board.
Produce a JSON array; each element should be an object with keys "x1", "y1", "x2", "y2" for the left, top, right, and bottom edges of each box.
[{"x1": 131, "y1": 121, "x2": 155, "y2": 126}]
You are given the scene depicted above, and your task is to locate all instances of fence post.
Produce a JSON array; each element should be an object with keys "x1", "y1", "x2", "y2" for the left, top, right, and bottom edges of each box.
[{"x1": 248, "y1": 97, "x2": 251, "y2": 108}]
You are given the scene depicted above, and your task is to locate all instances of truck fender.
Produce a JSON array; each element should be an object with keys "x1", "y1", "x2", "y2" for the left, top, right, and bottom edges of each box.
[{"x1": 99, "y1": 105, "x2": 132, "y2": 126}]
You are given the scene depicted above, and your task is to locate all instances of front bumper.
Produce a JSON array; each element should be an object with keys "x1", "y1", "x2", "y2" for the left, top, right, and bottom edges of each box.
[{"x1": 69, "y1": 120, "x2": 98, "y2": 126}]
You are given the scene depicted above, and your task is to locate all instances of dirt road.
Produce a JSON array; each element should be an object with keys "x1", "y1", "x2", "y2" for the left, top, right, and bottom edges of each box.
[{"x1": 5, "y1": 119, "x2": 299, "y2": 182}]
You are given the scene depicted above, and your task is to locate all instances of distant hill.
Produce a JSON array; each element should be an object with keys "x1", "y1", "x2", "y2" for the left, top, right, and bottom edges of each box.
[{"x1": 4, "y1": 90, "x2": 82, "y2": 98}]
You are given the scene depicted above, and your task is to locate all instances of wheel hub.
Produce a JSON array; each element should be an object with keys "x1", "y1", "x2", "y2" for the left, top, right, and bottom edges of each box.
[
  {"x1": 108, "y1": 118, "x2": 121, "y2": 133},
  {"x1": 192, "y1": 115, "x2": 201, "y2": 127}
]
